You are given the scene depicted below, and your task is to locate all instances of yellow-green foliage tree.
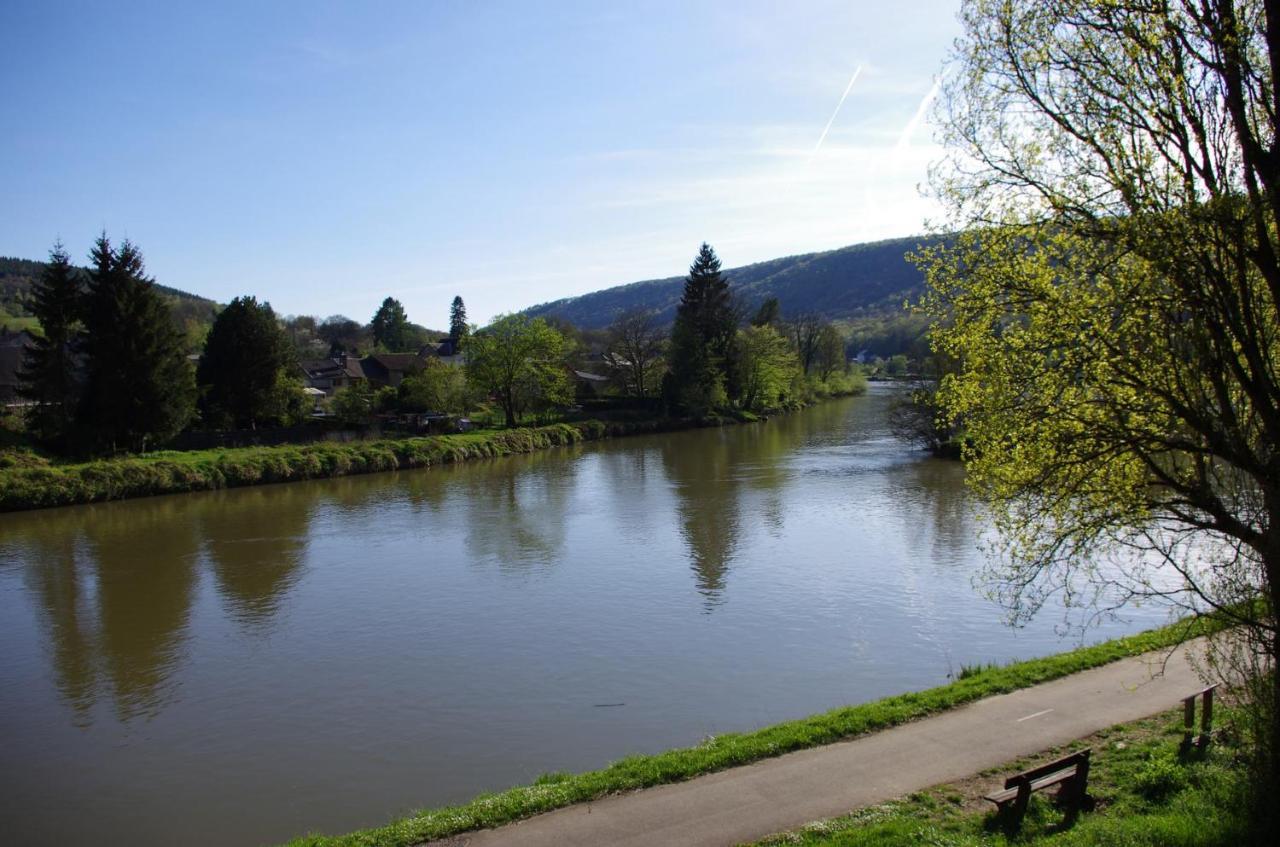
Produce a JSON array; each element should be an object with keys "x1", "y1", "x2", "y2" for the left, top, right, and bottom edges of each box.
[
  {"x1": 735, "y1": 325, "x2": 799, "y2": 412},
  {"x1": 465, "y1": 314, "x2": 572, "y2": 427},
  {"x1": 919, "y1": 0, "x2": 1280, "y2": 822}
]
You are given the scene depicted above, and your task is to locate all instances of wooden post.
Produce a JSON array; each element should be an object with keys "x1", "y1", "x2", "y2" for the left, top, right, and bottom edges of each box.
[
  {"x1": 1200, "y1": 685, "x2": 1216, "y2": 746},
  {"x1": 1184, "y1": 694, "x2": 1196, "y2": 746},
  {"x1": 1013, "y1": 778, "x2": 1031, "y2": 822}
]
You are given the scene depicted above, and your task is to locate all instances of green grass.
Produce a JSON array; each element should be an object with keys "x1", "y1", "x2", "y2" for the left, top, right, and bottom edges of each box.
[
  {"x1": 281, "y1": 617, "x2": 1219, "y2": 847},
  {"x1": 748, "y1": 709, "x2": 1251, "y2": 847},
  {"x1": 0, "y1": 417, "x2": 721, "y2": 512}
]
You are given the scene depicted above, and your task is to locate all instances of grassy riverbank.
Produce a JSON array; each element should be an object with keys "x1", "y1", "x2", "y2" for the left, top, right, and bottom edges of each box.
[
  {"x1": 283, "y1": 617, "x2": 1217, "y2": 847},
  {"x1": 749, "y1": 708, "x2": 1249, "y2": 847},
  {"x1": 0, "y1": 414, "x2": 752, "y2": 512}
]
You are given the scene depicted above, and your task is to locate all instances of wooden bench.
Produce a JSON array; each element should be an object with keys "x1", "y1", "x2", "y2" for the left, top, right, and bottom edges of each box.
[
  {"x1": 984, "y1": 749, "x2": 1091, "y2": 823},
  {"x1": 1183, "y1": 684, "x2": 1217, "y2": 749}
]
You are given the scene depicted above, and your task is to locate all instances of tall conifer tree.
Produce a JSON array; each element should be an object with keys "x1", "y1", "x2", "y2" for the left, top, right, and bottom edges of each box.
[
  {"x1": 76, "y1": 235, "x2": 195, "y2": 453},
  {"x1": 669, "y1": 243, "x2": 735, "y2": 413},
  {"x1": 18, "y1": 241, "x2": 83, "y2": 447},
  {"x1": 449, "y1": 295, "x2": 468, "y2": 344}
]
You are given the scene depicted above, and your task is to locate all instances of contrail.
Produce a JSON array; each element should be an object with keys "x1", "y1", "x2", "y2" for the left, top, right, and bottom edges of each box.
[
  {"x1": 895, "y1": 75, "x2": 943, "y2": 152},
  {"x1": 812, "y1": 65, "x2": 863, "y2": 156}
]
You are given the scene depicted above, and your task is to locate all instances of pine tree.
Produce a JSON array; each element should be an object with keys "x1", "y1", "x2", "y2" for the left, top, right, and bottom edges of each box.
[
  {"x1": 370, "y1": 297, "x2": 410, "y2": 351},
  {"x1": 18, "y1": 241, "x2": 83, "y2": 447},
  {"x1": 449, "y1": 295, "x2": 468, "y2": 343},
  {"x1": 669, "y1": 243, "x2": 736, "y2": 413},
  {"x1": 197, "y1": 296, "x2": 296, "y2": 429},
  {"x1": 75, "y1": 235, "x2": 196, "y2": 454}
]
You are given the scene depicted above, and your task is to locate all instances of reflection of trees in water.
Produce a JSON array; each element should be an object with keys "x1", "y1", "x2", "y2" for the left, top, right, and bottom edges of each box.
[
  {"x1": 4, "y1": 485, "x2": 315, "y2": 723},
  {"x1": 594, "y1": 446, "x2": 660, "y2": 543},
  {"x1": 16, "y1": 529, "x2": 96, "y2": 723},
  {"x1": 5, "y1": 498, "x2": 203, "y2": 722},
  {"x1": 886, "y1": 457, "x2": 976, "y2": 569},
  {"x1": 454, "y1": 449, "x2": 574, "y2": 572},
  {"x1": 196, "y1": 486, "x2": 311, "y2": 629}
]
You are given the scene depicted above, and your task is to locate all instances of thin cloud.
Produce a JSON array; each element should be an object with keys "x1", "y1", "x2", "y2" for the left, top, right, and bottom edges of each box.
[
  {"x1": 812, "y1": 65, "x2": 863, "y2": 156},
  {"x1": 895, "y1": 74, "x2": 943, "y2": 151}
]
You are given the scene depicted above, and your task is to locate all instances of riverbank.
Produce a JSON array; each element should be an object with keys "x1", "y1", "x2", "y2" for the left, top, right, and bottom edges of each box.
[
  {"x1": 0, "y1": 414, "x2": 762, "y2": 512},
  {"x1": 283, "y1": 616, "x2": 1218, "y2": 847}
]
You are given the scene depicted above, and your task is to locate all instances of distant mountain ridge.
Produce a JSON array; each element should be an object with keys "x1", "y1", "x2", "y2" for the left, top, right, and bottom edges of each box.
[{"x1": 523, "y1": 233, "x2": 948, "y2": 329}]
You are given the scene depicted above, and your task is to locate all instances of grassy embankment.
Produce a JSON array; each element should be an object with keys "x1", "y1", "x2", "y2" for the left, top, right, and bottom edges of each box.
[
  {"x1": 749, "y1": 707, "x2": 1249, "y2": 847},
  {"x1": 0, "y1": 371, "x2": 869, "y2": 512},
  {"x1": 0, "y1": 417, "x2": 737, "y2": 512},
  {"x1": 282, "y1": 617, "x2": 1218, "y2": 847}
]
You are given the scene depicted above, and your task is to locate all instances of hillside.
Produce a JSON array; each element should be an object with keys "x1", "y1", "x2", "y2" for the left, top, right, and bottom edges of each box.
[
  {"x1": 0, "y1": 256, "x2": 220, "y2": 344},
  {"x1": 523, "y1": 233, "x2": 948, "y2": 330}
]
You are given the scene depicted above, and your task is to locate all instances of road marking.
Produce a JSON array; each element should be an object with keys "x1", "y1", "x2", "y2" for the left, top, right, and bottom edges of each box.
[{"x1": 1016, "y1": 708, "x2": 1054, "y2": 722}]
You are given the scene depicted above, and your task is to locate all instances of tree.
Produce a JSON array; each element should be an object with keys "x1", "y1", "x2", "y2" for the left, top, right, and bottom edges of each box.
[
  {"x1": 751, "y1": 297, "x2": 781, "y2": 328},
  {"x1": 814, "y1": 324, "x2": 847, "y2": 381},
  {"x1": 606, "y1": 307, "x2": 666, "y2": 397},
  {"x1": 397, "y1": 358, "x2": 473, "y2": 414},
  {"x1": 785, "y1": 312, "x2": 824, "y2": 375},
  {"x1": 449, "y1": 295, "x2": 469, "y2": 343},
  {"x1": 735, "y1": 325, "x2": 799, "y2": 412},
  {"x1": 332, "y1": 380, "x2": 375, "y2": 427},
  {"x1": 920, "y1": 0, "x2": 1280, "y2": 824},
  {"x1": 76, "y1": 235, "x2": 195, "y2": 453},
  {"x1": 197, "y1": 296, "x2": 297, "y2": 429},
  {"x1": 370, "y1": 297, "x2": 411, "y2": 351},
  {"x1": 18, "y1": 241, "x2": 82, "y2": 446},
  {"x1": 465, "y1": 314, "x2": 572, "y2": 427},
  {"x1": 669, "y1": 243, "x2": 736, "y2": 414},
  {"x1": 318, "y1": 315, "x2": 364, "y2": 355}
]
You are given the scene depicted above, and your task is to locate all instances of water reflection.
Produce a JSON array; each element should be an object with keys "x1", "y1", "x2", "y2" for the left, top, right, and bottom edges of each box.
[{"x1": 198, "y1": 487, "x2": 311, "y2": 629}]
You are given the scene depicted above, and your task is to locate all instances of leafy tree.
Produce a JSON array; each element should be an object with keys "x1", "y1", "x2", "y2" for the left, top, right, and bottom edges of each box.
[
  {"x1": 370, "y1": 297, "x2": 411, "y2": 351},
  {"x1": 669, "y1": 243, "x2": 736, "y2": 414},
  {"x1": 920, "y1": 0, "x2": 1280, "y2": 824},
  {"x1": 332, "y1": 380, "x2": 376, "y2": 427},
  {"x1": 449, "y1": 295, "x2": 468, "y2": 343},
  {"x1": 397, "y1": 358, "x2": 472, "y2": 414},
  {"x1": 197, "y1": 296, "x2": 296, "y2": 429},
  {"x1": 751, "y1": 297, "x2": 780, "y2": 328},
  {"x1": 465, "y1": 314, "x2": 572, "y2": 427},
  {"x1": 606, "y1": 307, "x2": 666, "y2": 397},
  {"x1": 318, "y1": 315, "x2": 364, "y2": 355},
  {"x1": 814, "y1": 324, "x2": 847, "y2": 381},
  {"x1": 75, "y1": 235, "x2": 195, "y2": 454},
  {"x1": 735, "y1": 325, "x2": 799, "y2": 412},
  {"x1": 785, "y1": 313, "x2": 824, "y2": 375},
  {"x1": 18, "y1": 241, "x2": 82, "y2": 446}
]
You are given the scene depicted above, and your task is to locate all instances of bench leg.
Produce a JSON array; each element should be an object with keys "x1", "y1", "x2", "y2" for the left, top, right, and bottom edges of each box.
[{"x1": 1012, "y1": 780, "x2": 1031, "y2": 824}]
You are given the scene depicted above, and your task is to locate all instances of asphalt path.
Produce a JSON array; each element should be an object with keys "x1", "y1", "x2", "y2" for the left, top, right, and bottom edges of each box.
[{"x1": 437, "y1": 643, "x2": 1205, "y2": 847}]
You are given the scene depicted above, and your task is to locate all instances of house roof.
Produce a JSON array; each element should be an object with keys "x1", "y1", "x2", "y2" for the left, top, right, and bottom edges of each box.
[
  {"x1": 299, "y1": 357, "x2": 365, "y2": 380},
  {"x1": 364, "y1": 353, "x2": 424, "y2": 372},
  {"x1": 572, "y1": 369, "x2": 611, "y2": 383}
]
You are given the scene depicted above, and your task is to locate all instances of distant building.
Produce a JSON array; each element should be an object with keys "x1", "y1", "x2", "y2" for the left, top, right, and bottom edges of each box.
[
  {"x1": 298, "y1": 354, "x2": 366, "y2": 396},
  {"x1": 361, "y1": 353, "x2": 426, "y2": 388},
  {"x1": 418, "y1": 338, "x2": 467, "y2": 366}
]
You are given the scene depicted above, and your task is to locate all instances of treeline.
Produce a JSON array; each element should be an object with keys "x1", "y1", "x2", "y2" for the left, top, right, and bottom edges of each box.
[{"x1": 12, "y1": 235, "x2": 863, "y2": 458}]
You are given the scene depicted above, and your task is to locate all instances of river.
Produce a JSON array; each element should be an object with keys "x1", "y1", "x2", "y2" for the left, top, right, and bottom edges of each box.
[{"x1": 0, "y1": 387, "x2": 1172, "y2": 846}]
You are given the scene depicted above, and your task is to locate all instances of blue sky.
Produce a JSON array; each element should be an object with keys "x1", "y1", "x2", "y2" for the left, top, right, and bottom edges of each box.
[{"x1": 0, "y1": 1, "x2": 960, "y2": 327}]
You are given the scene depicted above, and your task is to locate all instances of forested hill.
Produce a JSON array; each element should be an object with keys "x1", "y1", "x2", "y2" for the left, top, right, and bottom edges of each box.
[
  {"x1": 522, "y1": 233, "x2": 949, "y2": 329},
  {"x1": 0, "y1": 256, "x2": 219, "y2": 340}
]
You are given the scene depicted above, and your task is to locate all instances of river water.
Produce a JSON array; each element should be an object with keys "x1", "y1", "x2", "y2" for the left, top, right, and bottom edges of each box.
[{"x1": 0, "y1": 387, "x2": 1171, "y2": 846}]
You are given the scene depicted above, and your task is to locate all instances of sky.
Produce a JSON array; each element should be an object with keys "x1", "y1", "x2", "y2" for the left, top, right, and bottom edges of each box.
[{"x1": 0, "y1": 1, "x2": 962, "y2": 327}]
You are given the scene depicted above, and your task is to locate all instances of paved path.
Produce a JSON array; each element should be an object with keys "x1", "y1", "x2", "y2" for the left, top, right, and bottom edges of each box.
[{"x1": 439, "y1": 643, "x2": 1203, "y2": 847}]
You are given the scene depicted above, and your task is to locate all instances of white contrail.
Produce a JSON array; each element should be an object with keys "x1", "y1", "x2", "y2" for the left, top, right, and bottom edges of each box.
[
  {"x1": 812, "y1": 65, "x2": 863, "y2": 156},
  {"x1": 895, "y1": 75, "x2": 943, "y2": 152}
]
